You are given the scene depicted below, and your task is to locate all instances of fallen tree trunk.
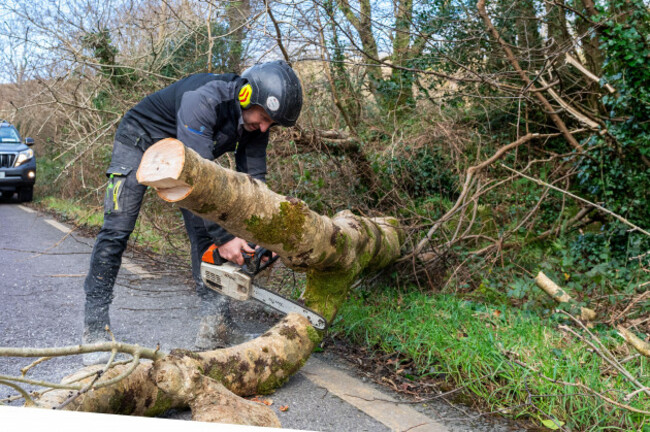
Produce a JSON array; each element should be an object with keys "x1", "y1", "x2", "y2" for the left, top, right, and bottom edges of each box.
[
  {"x1": 136, "y1": 138, "x2": 404, "y2": 321},
  {"x1": 36, "y1": 314, "x2": 315, "y2": 426},
  {"x1": 25, "y1": 138, "x2": 403, "y2": 426}
]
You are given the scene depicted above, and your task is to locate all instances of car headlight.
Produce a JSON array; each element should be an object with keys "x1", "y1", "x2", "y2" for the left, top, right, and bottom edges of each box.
[{"x1": 14, "y1": 149, "x2": 34, "y2": 167}]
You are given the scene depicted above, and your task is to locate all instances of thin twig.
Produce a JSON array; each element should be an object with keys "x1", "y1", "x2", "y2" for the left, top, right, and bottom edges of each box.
[
  {"x1": 21, "y1": 357, "x2": 52, "y2": 377},
  {"x1": 511, "y1": 359, "x2": 650, "y2": 415},
  {"x1": 0, "y1": 379, "x2": 39, "y2": 407},
  {"x1": 0, "y1": 342, "x2": 164, "y2": 360},
  {"x1": 558, "y1": 313, "x2": 650, "y2": 397},
  {"x1": 411, "y1": 132, "x2": 566, "y2": 257},
  {"x1": 55, "y1": 371, "x2": 103, "y2": 410},
  {"x1": 500, "y1": 164, "x2": 650, "y2": 237}
]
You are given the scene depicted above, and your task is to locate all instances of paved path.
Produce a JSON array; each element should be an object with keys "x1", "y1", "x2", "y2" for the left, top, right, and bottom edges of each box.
[{"x1": 0, "y1": 202, "x2": 522, "y2": 432}]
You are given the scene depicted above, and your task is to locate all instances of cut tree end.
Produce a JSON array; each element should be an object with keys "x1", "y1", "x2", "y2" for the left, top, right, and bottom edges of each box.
[{"x1": 137, "y1": 138, "x2": 192, "y2": 201}]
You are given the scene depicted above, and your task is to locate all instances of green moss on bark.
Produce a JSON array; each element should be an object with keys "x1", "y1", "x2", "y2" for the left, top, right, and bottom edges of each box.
[
  {"x1": 108, "y1": 389, "x2": 137, "y2": 414},
  {"x1": 206, "y1": 355, "x2": 247, "y2": 385},
  {"x1": 335, "y1": 230, "x2": 349, "y2": 256},
  {"x1": 256, "y1": 358, "x2": 307, "y2": 395},
  {"x1": 306, "y1": 325, "x2": 323, "y2": 346},
  {"x1": 368, "y1": 227, "x2": 401, "y2": 270},
  {"x1": 256, "y1": 373, "x2": 287, "y2": 395},
  {"x1": 303, "y1": 269, "x2": 358, "y2": 322},
  {"x1": 245, "y1": 201, "x2": 307, "y2": 252},
  {"x1": 143, "y1": 389, "x2": 176, "y2": 417}
]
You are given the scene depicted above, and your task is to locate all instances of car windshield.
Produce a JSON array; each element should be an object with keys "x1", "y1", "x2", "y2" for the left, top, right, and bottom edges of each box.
[{"x1": 0, "y1": 126, "x2": 21, "y2": 143}]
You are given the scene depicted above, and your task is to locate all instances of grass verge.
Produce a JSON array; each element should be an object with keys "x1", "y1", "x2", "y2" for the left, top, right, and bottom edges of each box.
[
  {"x1": 33, "y1": 196, "x2": 650, "y2": 430},
  {"x1": 39, "y1": 196, "x2": 104, "y2": 228},
  {"x1": 35, "y1": 196, "x2": 190, "y2": 259},
  {"x1": 334, "y1": 288, "x2": 650, "y2": 431}
]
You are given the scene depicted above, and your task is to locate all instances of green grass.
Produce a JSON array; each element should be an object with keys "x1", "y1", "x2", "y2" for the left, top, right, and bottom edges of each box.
[
  {"x1": 36, "y1": 196, "x2": 189, "y2": 257},
  {"x1": 39, "y1": 196, "x2": 104, "y2": 228},
  {"x1": 335, "y1": 289, "x2": 649, "y2": 431},
  {"x1": 34, "y1": 197, "x2": 649, "y2": 430}
]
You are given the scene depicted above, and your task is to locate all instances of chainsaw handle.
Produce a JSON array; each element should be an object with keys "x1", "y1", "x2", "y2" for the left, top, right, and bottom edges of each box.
[
  {"x1": 201, "y1": 244, "x2": 225, "y2": 265},
  {"x1": 241, "y1": 246, "x2": 278, "y2": 275},
  {"x1": 255, "y1": 248, "x2": 279, "y2": 273},
  {"x1": 241, "y1": 245, "x2": 255, "y2": 270}
]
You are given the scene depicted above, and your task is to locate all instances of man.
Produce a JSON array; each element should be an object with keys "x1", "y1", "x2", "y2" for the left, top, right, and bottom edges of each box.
[{"x1": 83, "y1": 60, "x2": 303, "y2": 365}]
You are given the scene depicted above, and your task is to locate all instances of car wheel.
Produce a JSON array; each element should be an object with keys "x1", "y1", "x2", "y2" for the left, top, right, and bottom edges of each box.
[
  {"x1": 18, "y1": 187, "x2": 33, "y2": 202},
  {"x1": 0, "y1": 191, "x2": 13, "y2": 201}
]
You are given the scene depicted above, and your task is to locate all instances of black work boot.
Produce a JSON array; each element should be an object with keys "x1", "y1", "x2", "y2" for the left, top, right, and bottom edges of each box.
[
  {"x1": 194, "y1": 291, "x2": 251, "y2": 351},
  {"x1": 82, "y1": 296, "x2": 113, "y2": 366},
  {"x1": 82, "y1": 326, "x2": 112, "y2": 366},
  {"x1": 82, "y1": 310, "x2": 112, "y2": 366},
  {"x1": 194, "y1": 315, "x2": 251, "y2": 351}
]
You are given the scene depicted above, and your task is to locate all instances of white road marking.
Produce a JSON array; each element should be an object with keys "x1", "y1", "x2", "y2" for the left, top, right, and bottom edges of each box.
[
  {"x1": 44, "y1": 219, "x2": 72, "y2": 233},
  {"x1": 18, "y1": 205, "x2": 35, "y2": 213},
  {"x1": 41, "y1": 217, "x2": 157, "y2": 280},
  {"x1": 302, "y1": 358, "x2": 448, "y2": 432},
  {"x1": 122, "y1": 258, "x2": 157, "y2": 279}
]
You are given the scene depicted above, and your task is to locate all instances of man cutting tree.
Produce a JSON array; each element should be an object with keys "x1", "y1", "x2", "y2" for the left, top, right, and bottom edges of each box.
[{"x1": 82, "y1": 60, "x2": 303, "y2": 365}]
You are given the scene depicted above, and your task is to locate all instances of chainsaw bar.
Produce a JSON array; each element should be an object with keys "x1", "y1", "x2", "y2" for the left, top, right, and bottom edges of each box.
[
  {"x1": 200, "y1": 261, "x2": 327, "y2": 330},
  {"x1": 252, "y1": 284, "x2": 328, "y2": 331}
]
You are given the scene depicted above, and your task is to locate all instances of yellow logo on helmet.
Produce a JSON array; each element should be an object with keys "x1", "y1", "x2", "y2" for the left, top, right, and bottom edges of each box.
[{"x1": 239, "y1": 84, "x2": 252, "y2": 108}]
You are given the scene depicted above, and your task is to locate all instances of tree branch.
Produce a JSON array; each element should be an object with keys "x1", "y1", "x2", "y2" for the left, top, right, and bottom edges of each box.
[
  {"x1": 500, "y1": 164, "x2": 650, "y2": 237},
  {"x1": 477, "y1": 0, "x2": 583, "y2": 151}
]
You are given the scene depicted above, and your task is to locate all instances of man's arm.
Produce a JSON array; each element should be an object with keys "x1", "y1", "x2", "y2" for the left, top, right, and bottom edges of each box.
[
  {"x1": 175, "y1": 81, "x2": 245, "y2": 259},
  {"x1": 176, "y1": 84, "x2": 221, "y2": 159}
]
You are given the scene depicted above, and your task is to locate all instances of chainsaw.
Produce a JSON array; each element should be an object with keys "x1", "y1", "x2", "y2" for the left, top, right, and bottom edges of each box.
[{"x1": 200, "y1": 244, "x2": 327, "y2": 330}]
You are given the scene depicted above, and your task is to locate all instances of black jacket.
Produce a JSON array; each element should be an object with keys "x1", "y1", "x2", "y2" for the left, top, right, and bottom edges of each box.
[{"x1": 114, "y1": 73, "x2": 269, "y2": 245}]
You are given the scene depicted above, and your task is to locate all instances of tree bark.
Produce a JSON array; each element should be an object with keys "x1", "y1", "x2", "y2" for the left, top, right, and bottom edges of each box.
[
  {"x1": 534, "y1": 271, "x2": 596, "y2": 321},
  {"x1": 574, "y1": 0, "x2": 604, "y2": 108},
  {"x1": 29, "y1": 138, "x2": 403, "y2": 426},
  {"x1": 225, "y1": 0, "x2": 250, "y2": 73},
  {"x1": 390, "y1": 0, "x2": 415, "y2": 111},
  {"x1": 336, "y1": 0, "x2": 382, "y2": 100},
  {"x1": 136, "y1": 138, "x2": 403, "y2": 321},
  {"x1": 617, "y1": 326, "x2": 650, "y2": 358},
  {"x1": 35, "y1": 314, "x2": 316, "y2": 426},
  {"x1": 514, "y1": 0, "x2": 544, "y2": 72},
  {"x1": 545, "y1": 0, "x2": 572, "y2": 52},
  {"x1": 319, "y1": 0, "x2": 361, "y2": 130}
]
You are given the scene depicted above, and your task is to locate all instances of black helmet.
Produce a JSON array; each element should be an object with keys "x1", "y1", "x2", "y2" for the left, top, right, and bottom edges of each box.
[{"x1": 241, "y1": 60, "x2": 303, "y2": 127}]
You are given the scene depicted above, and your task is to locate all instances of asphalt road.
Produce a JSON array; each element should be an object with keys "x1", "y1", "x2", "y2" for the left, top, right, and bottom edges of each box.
[{"x1": 0, "y1": 202, "x2": 524, "y2": 432}]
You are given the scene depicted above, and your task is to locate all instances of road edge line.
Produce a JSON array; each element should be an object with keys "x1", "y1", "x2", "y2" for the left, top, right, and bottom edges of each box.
[{"x1": 301, "y1": 358, "x2": 448, "y2": 432}]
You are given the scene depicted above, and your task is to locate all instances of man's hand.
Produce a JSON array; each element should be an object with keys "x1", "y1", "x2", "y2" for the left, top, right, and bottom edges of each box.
[{"x1": 217, "y1": 237, "x2": 254, "y2": 266}]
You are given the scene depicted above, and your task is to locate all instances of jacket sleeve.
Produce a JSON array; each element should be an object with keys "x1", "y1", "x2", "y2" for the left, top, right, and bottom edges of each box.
[
  {"x1": 176, "y1": 86, "x2": 218, "y2": 160},
  {"x1": 176, "y1": 82, "x2": 239, "y2": 246},
  {"x1": 204, "y1": 221, "x2": 236, "y2": 246},
  {"x1": 235, "y1": 130, "x2": 269, "y2": 182}
]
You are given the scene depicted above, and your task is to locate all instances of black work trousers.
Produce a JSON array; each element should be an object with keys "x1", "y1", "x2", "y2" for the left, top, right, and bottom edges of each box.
[{"x1": 83, "y1": 139, "x2": 230, "y2": 334}]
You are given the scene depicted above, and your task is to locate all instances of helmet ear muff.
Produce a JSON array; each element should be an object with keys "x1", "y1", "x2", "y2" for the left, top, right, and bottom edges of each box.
[{"x1": 239, "y1": 83, "x2": 253, "y2": 109}]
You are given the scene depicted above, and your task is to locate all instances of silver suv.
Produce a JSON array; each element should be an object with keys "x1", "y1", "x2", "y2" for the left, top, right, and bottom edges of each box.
[{"x1": 0, "y1": 120, "x2": 36, "y2": 202}]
